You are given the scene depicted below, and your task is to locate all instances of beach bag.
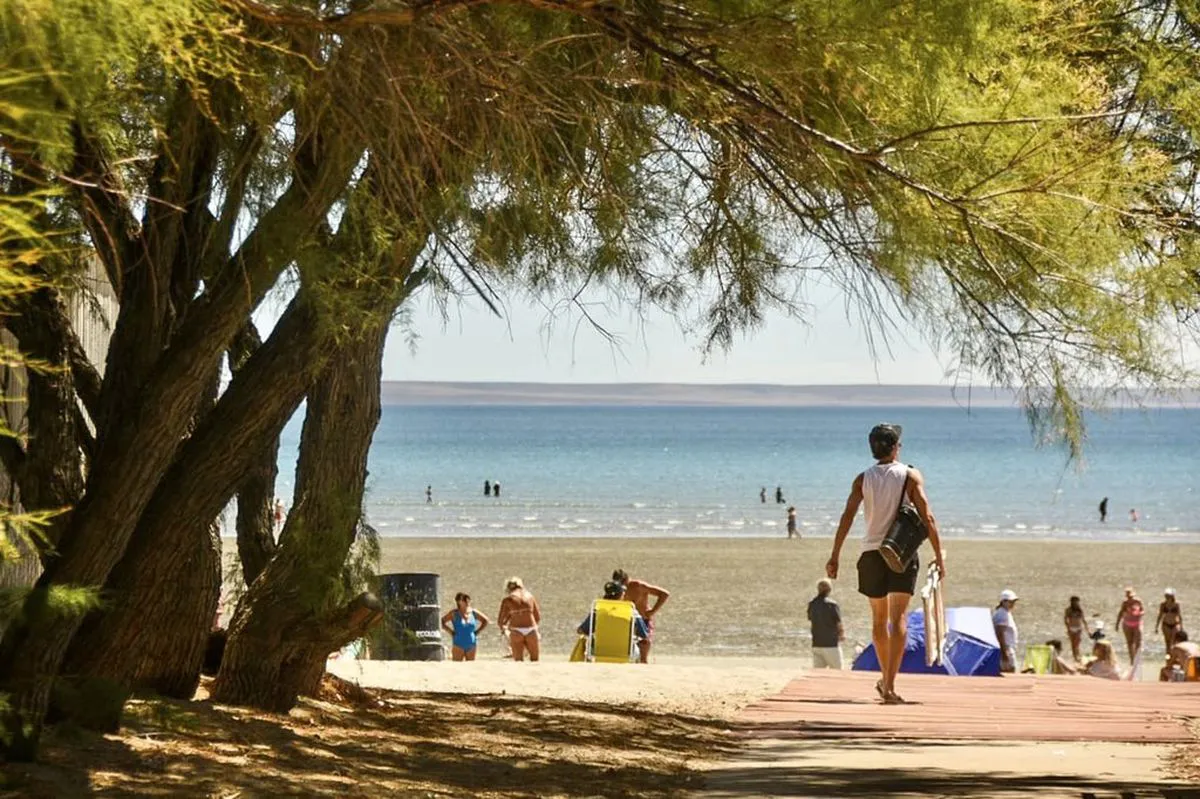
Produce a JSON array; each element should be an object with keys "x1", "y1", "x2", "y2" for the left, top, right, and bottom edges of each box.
[{"x1": 879, "y1": 467, "x2": 927, "y2": 573}]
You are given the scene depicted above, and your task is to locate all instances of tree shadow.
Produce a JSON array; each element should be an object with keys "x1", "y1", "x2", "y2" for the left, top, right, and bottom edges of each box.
[
  {"x1": 0, "y1": 684, "x2": 739, "y2": 797},
  {"x1": 704, "y1": 762, "x2": 1199, "y2": 798}
]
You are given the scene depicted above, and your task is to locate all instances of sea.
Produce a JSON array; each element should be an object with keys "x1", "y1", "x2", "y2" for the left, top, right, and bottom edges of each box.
[{"x1": 273, "y1": 404, "x2": 1200, "y2": 543}]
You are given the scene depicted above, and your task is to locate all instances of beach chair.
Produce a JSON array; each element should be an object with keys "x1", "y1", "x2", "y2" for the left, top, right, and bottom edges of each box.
[
  {"x1": 1022, "y1": 644, "x2": 1053, "y2": 675},
  {"x1": 583, "y1": 599, "x2": 638, "y2": 663},
  {"x1": 1187, "y1": 656, "x2": 1200, "y2": 682}
]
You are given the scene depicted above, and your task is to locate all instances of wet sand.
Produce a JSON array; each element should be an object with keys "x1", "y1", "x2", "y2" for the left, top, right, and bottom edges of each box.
[{"x1": 378, "y1": 538, "x2": 1199, "y2": 667}]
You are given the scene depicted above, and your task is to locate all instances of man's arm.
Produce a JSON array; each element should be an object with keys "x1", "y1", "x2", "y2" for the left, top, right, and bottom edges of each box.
[
  {"x1": 634, "y1": 582, "x2": 670, "y2": 617},
  {"x1": 907, "y1": 468, "x2": 945, "y2": 578},
  {"x1": 826, "y1": 474, "x2": 864, "y2": 579}
]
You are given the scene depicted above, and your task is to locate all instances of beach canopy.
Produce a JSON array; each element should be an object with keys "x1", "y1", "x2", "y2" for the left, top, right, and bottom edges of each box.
[{"x1": 852, "y1": 607, "x2": 1001, "y2": 677}]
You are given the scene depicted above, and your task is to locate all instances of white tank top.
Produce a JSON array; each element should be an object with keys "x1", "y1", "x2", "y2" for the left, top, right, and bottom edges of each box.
[{"x1": 861, "y1": 461, "x2": 910, "y2": 551}]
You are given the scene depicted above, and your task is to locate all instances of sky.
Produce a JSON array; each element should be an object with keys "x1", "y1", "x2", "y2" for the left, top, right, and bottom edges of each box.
[{"x1": 383, "y1": 279, "x2": 955, "y2": 385}]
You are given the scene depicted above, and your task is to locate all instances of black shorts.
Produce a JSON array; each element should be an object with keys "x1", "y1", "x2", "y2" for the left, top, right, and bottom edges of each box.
[{"x1": 857, "y1": 549, "x2": 919, "y2": 598}]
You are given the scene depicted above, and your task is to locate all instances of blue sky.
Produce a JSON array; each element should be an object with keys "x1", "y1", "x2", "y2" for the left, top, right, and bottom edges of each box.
[{"x1": 384, "y1": 280, "x2": 953, "y2": 384}]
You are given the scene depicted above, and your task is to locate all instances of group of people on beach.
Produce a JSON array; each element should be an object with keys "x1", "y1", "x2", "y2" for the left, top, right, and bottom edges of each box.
[
  {"x1": 993, "y1": 587, "x2": 1193, "y2": 681},
  {"x1": 439, "y1": 570, "x2": 670, "y2": 664}
]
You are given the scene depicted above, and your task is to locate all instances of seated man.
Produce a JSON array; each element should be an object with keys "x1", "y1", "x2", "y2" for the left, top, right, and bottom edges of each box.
[
  {"x1": 577, "y1": 581, "x2": 651, "y2": 659},
  {"x1": 1160, "y1": 629, "x2": 1200, "y2": 681}
]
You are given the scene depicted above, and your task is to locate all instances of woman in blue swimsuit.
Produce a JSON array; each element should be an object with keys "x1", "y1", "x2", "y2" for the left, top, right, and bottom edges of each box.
[{"x1": 441, "y1": 592, "x2": 490, "y2": 661}]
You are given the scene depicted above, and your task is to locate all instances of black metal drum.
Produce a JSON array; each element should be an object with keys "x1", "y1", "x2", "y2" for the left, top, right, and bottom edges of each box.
[{"x1": 371, "y1": 572, "x2": 445, "y2": 660}]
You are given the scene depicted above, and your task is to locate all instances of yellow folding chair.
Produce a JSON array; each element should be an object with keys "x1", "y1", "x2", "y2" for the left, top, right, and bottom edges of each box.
[
  {"x1": 1022, "y1": 644, "x2": 1053, "y2": 675},
  {"x1": 583, "y1": 599, "x2": 637, "y2": 663}
]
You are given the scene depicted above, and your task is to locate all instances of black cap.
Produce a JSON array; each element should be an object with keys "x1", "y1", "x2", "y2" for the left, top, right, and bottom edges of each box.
[
  {"x1": 869, "y1": 423, "x2": 902, "y2": 447},
  {"x1": 603, "y1": 581, "x2": 626, "y2": 599}
]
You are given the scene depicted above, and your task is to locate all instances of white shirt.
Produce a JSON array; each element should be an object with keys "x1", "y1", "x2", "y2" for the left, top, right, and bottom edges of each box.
[
  {"x1": 992, "y1": 606, "x2": 1018, "y2": 648},
  {"x1": 861, "y1": 461, "x2": 909, "y2": 551}
]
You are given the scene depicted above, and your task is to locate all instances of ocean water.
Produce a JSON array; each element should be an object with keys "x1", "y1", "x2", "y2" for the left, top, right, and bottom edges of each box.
[{"x1": 274, "y1": 404, "x2": 1200, "y2": 542}]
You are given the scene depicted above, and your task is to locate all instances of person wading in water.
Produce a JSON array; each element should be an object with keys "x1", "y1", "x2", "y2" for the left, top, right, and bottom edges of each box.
[{"x1": 826, "y1": 423, "x2": 945, "y2": 704}]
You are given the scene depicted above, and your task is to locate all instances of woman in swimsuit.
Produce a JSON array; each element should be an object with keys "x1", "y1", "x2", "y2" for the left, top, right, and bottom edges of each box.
[
  {"x1": 1156, "y1": 588, "x2": 1183, "y2": 650},
  {"x1": 1063, "y1": 595, "x2": 1088, "y2": 662},
  {"x1": 441, "y1": 592, "x2": 490, "y2": 662},
  {"x1": 1084, "y1": 640, "x2": 1122, "y2": 680},
  {"x1": 1115, "y1": 586, "x2": 1145, "y2": 665},
  {"x1": 498, "y1": 576, "x2": 541, "y2": 662}
]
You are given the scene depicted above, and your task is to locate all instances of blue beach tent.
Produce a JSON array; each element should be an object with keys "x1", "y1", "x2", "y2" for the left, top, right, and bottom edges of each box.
[{"x1": 852, "y1": 606, "x2": 1001, "y2": 677}]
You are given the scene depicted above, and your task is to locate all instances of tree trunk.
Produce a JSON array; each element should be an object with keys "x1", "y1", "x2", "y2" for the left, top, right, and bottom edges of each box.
[
  {"x1": 236, "y1": 447, "x2": 281, "y2": 587},
  {"x1": 59, "y1": 296, "x2": 324, "y2": 703},
  {"x1": 211, "y1": 321, "x2": 388, "y2": 711},
  {"x1": 0, "y1": 134, "x2": 362, "y2": 759},
  {"x1": 230, "y1": 321, "x2": 279, "y2": 586}
]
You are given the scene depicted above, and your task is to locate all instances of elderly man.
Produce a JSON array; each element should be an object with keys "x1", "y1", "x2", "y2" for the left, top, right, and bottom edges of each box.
[
  {"x1": 993, "y1": 589, "x2": 1020, "y2": 672},
  {"x1": 807, "y1": 578, "x2": 845, "y2": 669}
]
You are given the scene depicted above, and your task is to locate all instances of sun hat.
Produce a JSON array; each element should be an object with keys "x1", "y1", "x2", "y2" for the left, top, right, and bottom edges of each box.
[
  {"x1": 999, "y1": 589, "x2": 1019, "y2": 602},
  {"x1": 1165, "y1": 587, "x2": 1176, "y2": 596}
]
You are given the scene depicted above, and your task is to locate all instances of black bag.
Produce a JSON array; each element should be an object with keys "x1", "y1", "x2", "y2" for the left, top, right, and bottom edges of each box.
[{"x1": 879, "y1": 467, "x2": 928, "y2": 573}]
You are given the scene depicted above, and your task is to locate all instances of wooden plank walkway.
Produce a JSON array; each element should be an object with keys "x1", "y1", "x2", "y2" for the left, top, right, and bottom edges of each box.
[{"x1": 738, "y1": 670, "x2": 1200, "y2": 743}]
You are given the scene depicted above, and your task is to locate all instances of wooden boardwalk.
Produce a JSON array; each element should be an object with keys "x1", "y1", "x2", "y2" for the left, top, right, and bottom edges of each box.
[{"x1": 738, "y1": 670, "x2": 1200, "y2": 743}]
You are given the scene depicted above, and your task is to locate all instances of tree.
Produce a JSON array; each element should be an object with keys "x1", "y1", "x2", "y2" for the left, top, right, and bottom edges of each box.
[{"x1": 2, "y1": 0, "x2": 1197, "y2": 759}]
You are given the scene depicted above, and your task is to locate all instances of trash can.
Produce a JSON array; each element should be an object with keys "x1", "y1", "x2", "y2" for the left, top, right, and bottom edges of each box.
[{"x1": 371, "y1": 572, "x2": 444, "y2": 661}]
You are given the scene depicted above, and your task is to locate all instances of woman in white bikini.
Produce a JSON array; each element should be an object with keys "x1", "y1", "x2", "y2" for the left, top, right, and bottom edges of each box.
[
  {"x1": 1063, "y1": 595, "x2": 1088, "y2": 662},
  {"x1": 498, "y1": 577, "x2": 541, "y2": 662}
]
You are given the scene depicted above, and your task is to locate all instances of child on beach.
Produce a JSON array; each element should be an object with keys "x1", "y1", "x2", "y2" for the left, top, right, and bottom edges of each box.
[{"x1": 786, "y1": 506, "x2": 798, "y2": 539}]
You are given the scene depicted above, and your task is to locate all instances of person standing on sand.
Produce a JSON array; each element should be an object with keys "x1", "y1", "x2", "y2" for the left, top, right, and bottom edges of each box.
[
  {"x1": 1156, "y1": 588, "x2": 1183, "y2": 650},
  {"x1": 498, "y1": 577, "x2": 540, "y2": 661},
  {"x1": 826, "y1": 423, "x2": 945, "y2": 705},
  {"x1": 993, "y1": 589, "x2": 1020, "y2": 673},
  {"x1": 484, "y1": 480, "x2": 491, "y2": 497},
  {"x1": 493, "y1": 481, "x2": 501, "y2": 498},
  {"x1": 1099, "y1": 497, "x2": 1108, "y2": 523},
  {"x1": 273, "y1": 498, "x2": 286, "y2": 532},
  {"x1": 1129, "y1": 508, "x2": 1139, "y2": 523},
  {"x1": 760, "y1": 487, "x2": 767, "y2": 504},
  {"x1": 1064, "y1": 595, "x2": 1088, "y2": 662},
  {"x1": 425, "y1": 485, "x2": 433, "y2": 503},
  {"x1": 1116, "y1": 586, "x2": 1145, "y2": 665},
  {"x1": 786, "y1": 506, "x2": 798, "y2": 539},
  {"x1": 612, "y1": 568, "x2": 670, "y2": 663},
  {"x1": 807, "y1": 579, "x2": 844, "y2": 669},
  {"x1": 775, "y1": 486, "x2": 785, "y2": 504},
  {"x1": 441, "y1": 593, "x2": 490, "y2": 662}
]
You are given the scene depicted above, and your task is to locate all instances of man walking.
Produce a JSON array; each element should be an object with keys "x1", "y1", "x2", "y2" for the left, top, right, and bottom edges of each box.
[
  {"x1": 807, "y1": 578, "x2": 844, "y2": 669},
  {"x1": 612, "y1": 569, "x2": 670, "y2": 663},
  {"x1": 825, "y1": 423, "x2": 945, "y2": 704}
]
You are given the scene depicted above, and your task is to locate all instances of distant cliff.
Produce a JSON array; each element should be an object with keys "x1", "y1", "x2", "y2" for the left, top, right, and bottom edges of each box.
[{"x1": 378, "y1": 382, "x2": 1200, "y2": 408}]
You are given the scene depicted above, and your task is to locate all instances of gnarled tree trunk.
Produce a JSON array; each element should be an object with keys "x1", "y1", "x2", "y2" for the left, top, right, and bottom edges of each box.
[
  {"x1": 60, "y1": 296, "x2": 325, "y2": 703},
  {"x1": 211, "y1": 321, "x2": 388, "y2": 711}
]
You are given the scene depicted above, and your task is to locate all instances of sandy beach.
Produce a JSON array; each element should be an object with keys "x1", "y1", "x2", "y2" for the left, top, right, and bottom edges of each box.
[{"x1": 376, "y1": 537, "x2": 1200, "y2": 667}]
